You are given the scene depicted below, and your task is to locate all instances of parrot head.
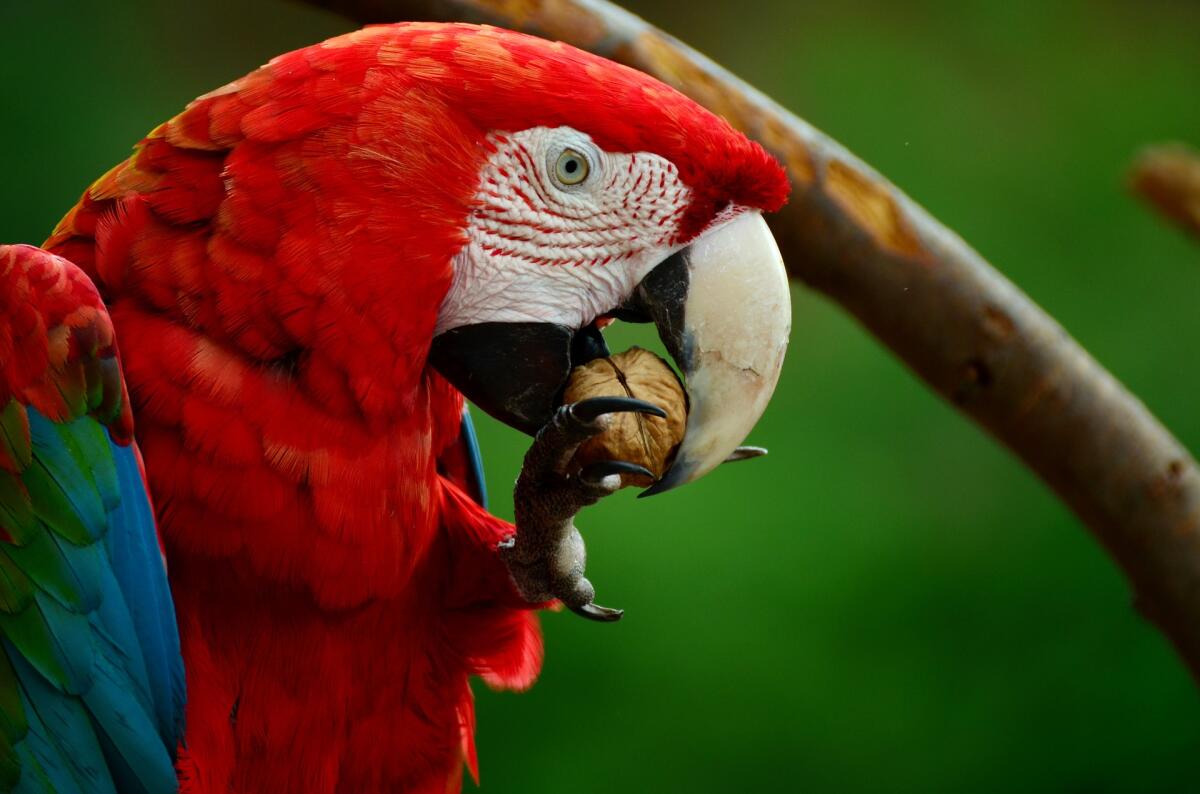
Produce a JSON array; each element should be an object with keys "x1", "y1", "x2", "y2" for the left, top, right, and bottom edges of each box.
[
  {"x1": 179, "y1": 23, "x2": 791, "y2": 494},
  {"x1": 384, "y1": 23, "x2": 795, "y2": 494}
]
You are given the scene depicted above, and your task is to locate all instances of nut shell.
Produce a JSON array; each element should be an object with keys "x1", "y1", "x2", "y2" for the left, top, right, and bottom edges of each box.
[{"x1": 562, "y1": 347, "x2": 688, "y2": 488}]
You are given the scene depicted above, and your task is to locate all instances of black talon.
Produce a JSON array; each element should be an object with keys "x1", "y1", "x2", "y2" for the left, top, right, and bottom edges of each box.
[
  {"x1": 580, "y1": 460, "x2": 656, "y2": 484},
  {"x1": 724, "y1": 446, "x2": 768, "y2": 463},
  {"x1": 571, "y1": 396, "x2": 667, "y2": 423},
  {"x1": 570, "y1": 603, "x2": 625, "y2": 622}
]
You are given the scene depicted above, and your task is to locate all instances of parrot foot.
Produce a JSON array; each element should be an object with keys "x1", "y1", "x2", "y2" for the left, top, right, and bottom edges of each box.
[{"x1": 502, "y1": 396, "x2": 666, "y2": 623}]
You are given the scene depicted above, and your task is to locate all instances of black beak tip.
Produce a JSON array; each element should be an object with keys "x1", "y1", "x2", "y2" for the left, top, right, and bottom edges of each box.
[{"x1": 636, "y1": 459, "x2": 695, "y2": 498}]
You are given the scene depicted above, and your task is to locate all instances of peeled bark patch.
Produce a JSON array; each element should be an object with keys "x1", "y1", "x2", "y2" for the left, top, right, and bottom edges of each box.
[
  {"x1": 563, "y1": 347, "x2": 687, "y2": 488},
  {"x1": 825, "y1": 159, "x2": 925, "y2": 259}
]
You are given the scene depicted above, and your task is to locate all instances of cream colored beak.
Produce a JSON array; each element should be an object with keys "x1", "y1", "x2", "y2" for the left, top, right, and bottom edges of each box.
[{"x1": 639, "y1": 211, "x2": 791, "y2": 496}]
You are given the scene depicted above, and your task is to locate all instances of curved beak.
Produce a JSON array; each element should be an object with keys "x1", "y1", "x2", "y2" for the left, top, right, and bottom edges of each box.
[
  {"x1": 630, "y1": 212, "x2": 791, "y2": 496},
  {"x1": 428, "y1": 211, "x2": 791, "y2": 492}
]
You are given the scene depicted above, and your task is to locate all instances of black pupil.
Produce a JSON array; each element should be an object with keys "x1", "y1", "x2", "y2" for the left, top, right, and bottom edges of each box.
[{"x1": 564, "y1": 158, "x2": 579, "y2": 174}]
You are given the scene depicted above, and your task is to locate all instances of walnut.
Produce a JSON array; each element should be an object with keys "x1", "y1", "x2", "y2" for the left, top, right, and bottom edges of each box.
[{"x1": 562, "y1": 347, "x2": 688, "y2": 488}]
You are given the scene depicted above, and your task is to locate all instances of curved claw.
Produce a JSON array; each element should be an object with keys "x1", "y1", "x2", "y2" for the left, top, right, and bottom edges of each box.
[
  {"x1": 723, "y1": 446, "x2": 768, "y2": 463},
  {"x1": 569, "y1": 602, "x2": 625, "y2": 622},
  {"x1": 580, "y1": 460, "x2": 656, "y2": 485},
  {"x1": 571, "y1": 396, "x2": 667, "y2": 423}
]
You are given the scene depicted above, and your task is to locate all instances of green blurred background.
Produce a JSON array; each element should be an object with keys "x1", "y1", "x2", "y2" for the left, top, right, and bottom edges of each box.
[{"x1": 3, "y1": 1, "x2": 1199, "y2": 790}]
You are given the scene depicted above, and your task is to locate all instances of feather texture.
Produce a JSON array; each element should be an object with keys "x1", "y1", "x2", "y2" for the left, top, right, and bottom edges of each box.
[
  {"x1": 36, "y1": 22, "x2": 787, "y2": 792},
  {"x1": 0, "y1": 244, "x2": 184, "y2": 793}
]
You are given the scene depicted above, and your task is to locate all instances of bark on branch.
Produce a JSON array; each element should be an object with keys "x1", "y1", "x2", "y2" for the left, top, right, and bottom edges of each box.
[
  {"x1": 303, "y1": 0, "x2": 1200, "y2": 681},
  {"x1": 1130, "y1": 143, "x2": 1200, "y2": 241}
]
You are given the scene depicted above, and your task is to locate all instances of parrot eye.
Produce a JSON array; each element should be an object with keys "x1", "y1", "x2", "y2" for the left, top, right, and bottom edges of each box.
[{"x1": 554, "y1": 148, "x2": 591, "y2": 187}]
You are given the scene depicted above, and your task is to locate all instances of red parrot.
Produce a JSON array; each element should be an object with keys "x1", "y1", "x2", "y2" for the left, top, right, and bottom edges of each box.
[{"x1": 2, "y1": 21, "x2": 791, "y2": 792}]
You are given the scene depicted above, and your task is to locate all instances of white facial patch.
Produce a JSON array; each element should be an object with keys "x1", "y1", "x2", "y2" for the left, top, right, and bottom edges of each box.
[{"x1": 435, "y1": 127, "x2": 693, "y2": 334}]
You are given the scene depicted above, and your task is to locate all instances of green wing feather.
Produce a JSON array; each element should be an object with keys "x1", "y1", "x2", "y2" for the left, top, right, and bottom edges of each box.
[{"x1": 0, "y1": 244, "x2": 184, "y2": 793}]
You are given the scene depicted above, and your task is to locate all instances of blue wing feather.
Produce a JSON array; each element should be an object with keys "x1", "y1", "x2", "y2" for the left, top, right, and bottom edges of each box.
[
  {"x1": 460, "y1": 407, "x2": 489, "y2": 509},
  {"x1": 8, "y1": 648, "x2": 111, "y2": 794},
  {"x1": 2, "y1": 410, "x2": 184, "y2": 793},
  {"x1": 82, "y1": 629, "x2": 178, "y2": 794},
  {"x1": 104, "y1": 440, "x2": 185, "y2": 749}
]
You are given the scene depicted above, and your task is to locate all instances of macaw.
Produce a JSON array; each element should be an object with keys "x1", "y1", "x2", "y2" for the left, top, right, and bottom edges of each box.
[{"x1": 0, "y1": 21, "x2": 791, "y2": 793}]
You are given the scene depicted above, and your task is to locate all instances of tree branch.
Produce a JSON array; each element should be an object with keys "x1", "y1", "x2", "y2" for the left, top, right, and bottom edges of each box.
[
  {"x1": 304, "y1": 0, "x2": 1200, "y2": 681},
  {"x1": 1130, "y1": 143, "x2": 1200, "y2": 241}
]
